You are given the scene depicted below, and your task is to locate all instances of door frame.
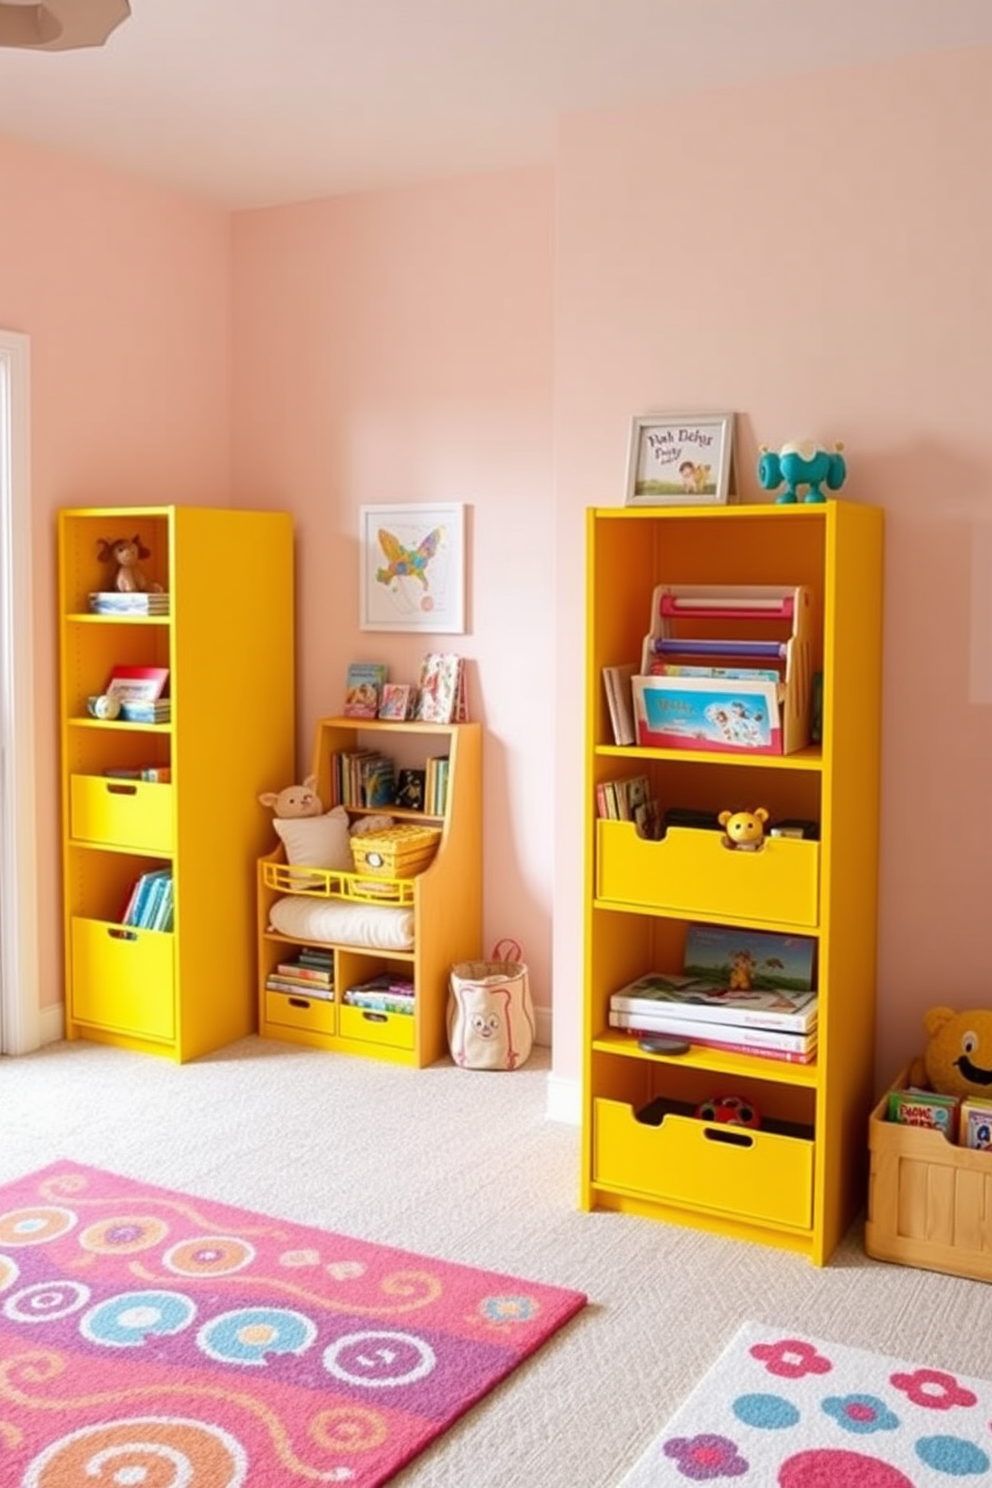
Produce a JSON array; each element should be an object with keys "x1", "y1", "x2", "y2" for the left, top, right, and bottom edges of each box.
[{"x1": 0, "y1": 329, "x2": 40, "y2": 1054}]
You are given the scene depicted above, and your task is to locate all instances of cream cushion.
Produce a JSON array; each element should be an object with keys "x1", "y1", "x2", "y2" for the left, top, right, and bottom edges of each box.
[
  {"x1": 267, "y1": 895, "x2": 415, "y2": 950},
  {"x1": 272, "y1": 807, "x2": 352, "y2": 869}
]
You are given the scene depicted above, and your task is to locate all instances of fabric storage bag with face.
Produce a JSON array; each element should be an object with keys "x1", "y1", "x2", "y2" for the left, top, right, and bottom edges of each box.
[{"x1": 447, "y1": 939, "x2": 535, "y2": 1070}]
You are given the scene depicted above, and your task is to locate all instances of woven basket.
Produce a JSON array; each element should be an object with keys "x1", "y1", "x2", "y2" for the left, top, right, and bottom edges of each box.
[{"x1": 350, "y1": 824, "x2": 441, "y2": 879}]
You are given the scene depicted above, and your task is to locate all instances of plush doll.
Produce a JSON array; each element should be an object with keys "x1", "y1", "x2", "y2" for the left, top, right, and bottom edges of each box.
[
  {"x1": 908, "y1": 1006, "x2": 992, "y2": 1101},
  {"x1": 718, "y1": 807, "x2": 769, "y2": 851},
  {"x1": 257, "y1": 774, "x2": 323, "y2": 819},
  {"x1": 95, "y1": 535, "x2": 163, "y2": 594}
]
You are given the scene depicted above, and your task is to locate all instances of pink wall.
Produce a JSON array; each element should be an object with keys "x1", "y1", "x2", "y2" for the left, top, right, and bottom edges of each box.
[
  {"x1": 5, "y1": 43, "x2": 991, "y2": 1097},
  {"x1": 553, "y1": 46, "x2": 992, "y2": 1089},
  {"x1": 231, "y1": 170, "x2": 557, "y2": 1003},
  {"x1": 0, "y1": 135, "x2": 232, "y2": 1013}
]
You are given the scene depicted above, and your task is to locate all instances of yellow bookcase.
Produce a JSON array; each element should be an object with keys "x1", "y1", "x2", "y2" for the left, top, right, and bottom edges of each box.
[
  {"x1": 257, "y1": 717, "x2": 482, "y2": 1068},
  {"x1": 582, "y1": 501, "x2": 884, "y2": 1265},
  {"x1": 59, "y1": 505, "x2": 295, "y2": 1062}
]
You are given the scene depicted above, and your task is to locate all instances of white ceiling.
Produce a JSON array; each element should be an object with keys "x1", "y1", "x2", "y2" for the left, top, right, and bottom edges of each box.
[{"x1": 1, "y1": 0, "x2": 991, "y2": 210}]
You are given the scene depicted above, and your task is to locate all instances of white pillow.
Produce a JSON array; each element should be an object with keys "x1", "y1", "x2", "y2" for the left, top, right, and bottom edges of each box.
[
  {"x1": 273, "y1": 807, "x2": 352, "y2": 869},
  {"x1": 267, "y1": 895, "x2": 415, "y2": 950}
]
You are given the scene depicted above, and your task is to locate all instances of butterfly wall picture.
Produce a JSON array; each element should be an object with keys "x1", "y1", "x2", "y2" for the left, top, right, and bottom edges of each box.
[{"x1": 359, "y1": 503, "x2": 466, "y2": 633}]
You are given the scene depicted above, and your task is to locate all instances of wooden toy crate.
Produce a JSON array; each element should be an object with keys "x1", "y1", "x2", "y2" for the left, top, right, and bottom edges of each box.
[
  {"x1": 350, "y1": 824, "x2": 442, "y2": 880},
  {"x1": 865, "y1": 1067, "x2": 992, "y2": 1282}
]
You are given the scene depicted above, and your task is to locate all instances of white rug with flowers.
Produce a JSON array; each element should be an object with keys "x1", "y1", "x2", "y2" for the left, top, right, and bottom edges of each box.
[{"x1": 617, "y1": 1319, "x2": 992, "y2": 1486}]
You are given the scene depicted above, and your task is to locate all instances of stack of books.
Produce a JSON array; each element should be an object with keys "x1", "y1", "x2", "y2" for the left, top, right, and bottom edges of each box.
[
  {"x1": 122, "y1": 868, "x2": 174, "y2": 932},
  {"x1": 88, "y1": 591, "x2": 170, "y2": 616},
  {"x1": 120, "y1": 699, "x2": 171, "y2": 724},
  {"x1": 266, "y1": 948, "x2": 335, "y2": 1001},
  {"x1": 342, "y1": 973, "x2": 415, "y2": 1016},
  {"x1": 608, "y1": 925, "x2": 818, "y2": 1063}
]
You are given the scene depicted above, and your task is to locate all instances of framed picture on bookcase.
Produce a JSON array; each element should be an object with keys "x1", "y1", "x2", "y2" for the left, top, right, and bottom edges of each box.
[
  {"x1": 359, "y1": 502, "x2": 466, "y2": 633},
  {"x1": 625, "y1": 413, "x2": 735, "y2": 506}
]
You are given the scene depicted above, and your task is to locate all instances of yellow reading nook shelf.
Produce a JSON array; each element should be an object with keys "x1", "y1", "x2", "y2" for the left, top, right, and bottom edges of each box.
[
  {"x1": 59, "y1": 505, "x2": 294, "y2": 1062},
  {"x1": 582, "y1": 501, "x2": 884, "y2": 1266}
]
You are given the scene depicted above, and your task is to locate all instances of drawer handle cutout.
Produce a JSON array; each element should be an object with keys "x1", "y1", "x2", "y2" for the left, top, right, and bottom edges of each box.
[
  {"x1": 288, "y1": 997, "x2": 311, "y2": 1009},
  {"x1": 703, "y1": 1127, "x2": 754, "y2": 1149},
  {"x1": 107, "y1": 927, "x2": 138, "y2": 942},
  {"x1": 106, "y1": 783, "x2": 138, "y2": 797},
  {"x1": 362, "y1": 1011, "x2": 387, "y2": 1023}
]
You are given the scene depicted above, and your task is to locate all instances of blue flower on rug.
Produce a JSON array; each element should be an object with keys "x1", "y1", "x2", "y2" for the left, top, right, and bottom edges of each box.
[
  {"x1": 916, "y1": 1435, "x2": 991, "y2": 1476},
  {"x1": 822, "y1": 1392, "x2": 900, "y2": 1434},
  {"x1": 663, "y1": 1432, "x2": 748, "y2": 1479},
  {"x1": 733, "y1": 1393, "x2": 800, "y2": 1429}
]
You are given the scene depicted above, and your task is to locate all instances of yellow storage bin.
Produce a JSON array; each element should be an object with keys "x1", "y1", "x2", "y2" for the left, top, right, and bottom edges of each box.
[
  {"x1": 596, "y1": 821, "x2": 819, "y2": 927},
  {"x1": 338, "y1": 1002, "x2": 416, "y2": 1052},
  {"x1": 865, "y1": 1072, "x2": 992, "y2": 1283},
  {"x1": 592, "y1": 1096, "x2": 813, "y2": 1230},
  {"x1": 70, "y1": 775, "x2": 174, "y2": 854},
  {"x1": 265, "y1": 989, "x2": 336, "y2": 1037},
  {"x1": 350, "y1": 825, "x2": 441, "y2": 879},
  {"x1": 70, "y1": 917, "x2": 174, "y2": 1041}
]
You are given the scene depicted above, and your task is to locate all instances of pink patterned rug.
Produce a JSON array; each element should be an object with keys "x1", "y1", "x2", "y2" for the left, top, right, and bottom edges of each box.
[{"x1": 0, "y1": 1161, "x2": 586, "y2": 1485}]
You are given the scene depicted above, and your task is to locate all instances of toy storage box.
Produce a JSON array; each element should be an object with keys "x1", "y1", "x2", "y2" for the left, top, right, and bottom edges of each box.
[
  {"x1": 865, "y1": 1068, "x2": 992, "y2": 1282},
  {"x1": 350, "y1": 824, "x2": 441, "y2": 879}
]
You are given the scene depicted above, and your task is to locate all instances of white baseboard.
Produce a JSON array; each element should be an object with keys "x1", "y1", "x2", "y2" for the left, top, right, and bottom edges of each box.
[
  {"x1": 40, "y1": 1001, "x2": 65, "y2": 1047},
  {"x1": 545, "y1": 1072, "x2": 580, "y2": 1124}
]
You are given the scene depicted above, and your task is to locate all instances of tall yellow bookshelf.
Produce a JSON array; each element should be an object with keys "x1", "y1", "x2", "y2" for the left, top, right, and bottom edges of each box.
[
  {"x1": 583, "y1": 501, "x2": 884, "y2": 1265},
  {"x1": 257, "y1": 717, "x2": 482, "y2": 1069},
  {"x1": 59, "y1": 505, "x2": 294, "y2": 1062}
]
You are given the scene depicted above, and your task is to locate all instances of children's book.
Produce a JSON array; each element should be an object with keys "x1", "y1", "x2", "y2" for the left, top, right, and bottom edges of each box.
[
  {"x1": 609, "y1": 972, "x2": 818, "y2": 1033},
  {"x1": 378, "y1": 683, "x2": 415, "y2": 720},
  {"x1": 394, "y1": 767, "x2": 426, "y2": 811},
  {"x1": 608, "y1": 1006, "x2": 816, "y2": 1055},
  {"x1": 602, "y1": 664, "x2": 637, "y2": 746},
  {"x1": 414, "y1": 653, "x2": 467, "y2": 723},
  {"x1": 683, "y1": 924, "x2": 816, "y2": 993},
  {"x1": 343, "y1": 662, "x2": 387, "y2": 718},
  {"x1": 106, "y1": 665, "x2": 170, "y2": 702}
]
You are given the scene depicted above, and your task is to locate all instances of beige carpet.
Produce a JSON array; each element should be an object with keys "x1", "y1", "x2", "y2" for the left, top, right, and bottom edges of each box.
[{"x1": 4, "y1": 1036, "x2": 992, "y2": 1485}]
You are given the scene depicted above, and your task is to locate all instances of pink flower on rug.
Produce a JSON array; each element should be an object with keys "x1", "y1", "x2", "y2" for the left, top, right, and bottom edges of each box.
[
  {"x1": 749, "y1": 1337, "x2": 832, "y2": 1380},
  {"x1": 889, "y1": 1367, "x2": 978, "y2": 1411},
  {"x1": 663, "y1": 1433, "x2": 748, "y2": 1480}
]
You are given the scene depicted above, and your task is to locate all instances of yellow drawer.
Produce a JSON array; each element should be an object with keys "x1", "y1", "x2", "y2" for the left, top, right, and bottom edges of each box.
[
  {"x1": 70, "y1": 775, "x2": 174, "y2": 854},
  {"x1": 70, "y1": 917, "x2": 175, "y2": 1041},
  {"x1": 596, "y1": 821, "x2": 819, "y2": 926},
  {"x1": 338, "y1": 1003, "x2": 416, "y2": 1052},
  {"x1": 265, "y1": 989, "x2": 337, "y2": 1036},
  {"x1": 593, "y1": 1097, "x2": 813, "y2": 1230}
]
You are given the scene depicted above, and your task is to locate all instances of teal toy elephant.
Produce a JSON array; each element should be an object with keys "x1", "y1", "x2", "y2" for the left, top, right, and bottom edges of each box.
[{"x1": 757, "y1": 440, "x2": 846, "y2": 504}]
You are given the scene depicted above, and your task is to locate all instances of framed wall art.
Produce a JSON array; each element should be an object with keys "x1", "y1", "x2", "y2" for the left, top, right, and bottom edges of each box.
[
  {"x1": 359, "y1": 502, "x2": 465, "y2": 633},
  {"x1": 625, "y1": 412, "x2": 736, "y2": 506}
]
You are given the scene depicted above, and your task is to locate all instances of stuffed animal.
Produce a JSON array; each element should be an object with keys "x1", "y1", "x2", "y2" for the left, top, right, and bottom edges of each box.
[
  {"x1": 908, "y1": 1006, "x2": 992, "y2": 1101},
  {"x1": 719, "y1": 807, "x2": 769, "y2": 851},
  {"x1": 96, "y1": 535, "x2": 163, "y2": 594},
  {"x1": 257, "y1": 774, "x2": 323, "y2": 818}
]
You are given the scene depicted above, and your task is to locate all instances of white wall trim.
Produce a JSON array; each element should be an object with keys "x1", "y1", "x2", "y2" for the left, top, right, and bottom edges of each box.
[
  {"x1": 0, "y1": 329, "x2": 41, "y2": 1055},
  {"x1": 545, "y1": 1073, "x2": 580, "y2": 1124}
]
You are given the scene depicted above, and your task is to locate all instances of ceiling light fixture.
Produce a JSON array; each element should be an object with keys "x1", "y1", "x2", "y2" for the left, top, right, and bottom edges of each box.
[{"x1": 0, "y1": 0, "x2": 130, "y2": 51}]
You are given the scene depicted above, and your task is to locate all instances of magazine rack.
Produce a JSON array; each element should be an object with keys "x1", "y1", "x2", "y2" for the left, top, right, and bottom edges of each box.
[{"x1": 634, "y1": 583, "x2": 814, "y2": 756}]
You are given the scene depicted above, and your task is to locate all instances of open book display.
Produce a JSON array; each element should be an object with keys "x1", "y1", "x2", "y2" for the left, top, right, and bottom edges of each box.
[{"x1": 631, "y1": 583, "x2": 814, "y2": 756}]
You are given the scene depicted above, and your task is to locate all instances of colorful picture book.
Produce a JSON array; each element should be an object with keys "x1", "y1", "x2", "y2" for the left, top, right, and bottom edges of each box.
[
  {"x1": 414, "y1": 653, "x2": 467, "y2": 723},
  {"x1": 632, "y1": 673, "x2": 780, "y2": 753},
  {"x1": 608, "y1": 972, "x2": 818, "y2": 1034},
  {"x1": 378, "y1": 683, "x2": 416, "y2": 720},
  {"x1": 106, "y1": 665, "x2": 169, "y2": 702},
  {"x1": 343, "y1": 973, "x2": 415, "y2": 1015},
  {"x1": 608, "y1": 1006, "x2": 816, "y2": 1056},
  {"x1": 394, "y1": 767, "x2": 426, "y2": 811},
  {"x1": 683, "y1": 924, "x2": 816, "y2": 993},
  {"x1": 343, "y1": 662, "x2": 388, "y2": 718}
]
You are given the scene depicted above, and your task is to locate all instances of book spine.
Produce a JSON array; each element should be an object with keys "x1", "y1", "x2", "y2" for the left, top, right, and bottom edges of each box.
[
  {"x1": 275, "y1": 963, "x2": 333, "y2": 983},
  {"x1": 266, "y1": 978, "x2": 335, "y2": 1001},
  {"x1": 617, "y1": 1028, "x2": 815, "y2": 1065}
]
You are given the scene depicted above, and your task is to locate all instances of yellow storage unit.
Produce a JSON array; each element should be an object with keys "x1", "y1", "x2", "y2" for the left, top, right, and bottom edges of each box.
[
  {"x1": 582, "y1": 502, "x2": 884, "y2": 1265},
  {"x1": 257, "y1": 718, "x2": 482, "y2": 1069},
  {"x1": 59, "y1": 506, "x2": 295, "y2": 1062}
]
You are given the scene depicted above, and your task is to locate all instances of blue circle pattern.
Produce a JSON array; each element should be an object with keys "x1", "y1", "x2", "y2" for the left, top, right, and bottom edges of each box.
[
  {"x1": 916, "y1": 1435, "x2": 990, "y2": 1477},
  {"x1": 822, "y1": 1393, "x2": 900, "y2": 1435},
  {"x1": 733, "y1": 1393, "x2": 800, "y2": 1429},
  {"x1": 81, "y1": 1290, "x2": 196, "y2": 1347},
  {"x1": 197, "y1": 1307, "x2": 317, "y2": 1366}
]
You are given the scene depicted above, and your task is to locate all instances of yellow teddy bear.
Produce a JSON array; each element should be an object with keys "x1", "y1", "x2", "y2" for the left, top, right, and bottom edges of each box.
[{"x1": 908, "y1": 1006, "x2": 992, "y2": 1101}]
